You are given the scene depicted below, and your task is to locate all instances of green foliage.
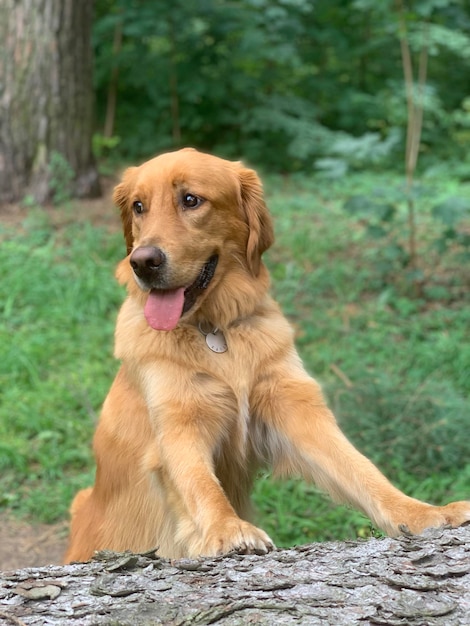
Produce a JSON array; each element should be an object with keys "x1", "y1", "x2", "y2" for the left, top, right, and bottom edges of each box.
[
  {"x1": 92, "y1": 134, "x2": 122, "y2": 176},
  {"x1": 91, "y1": 0, "x2": 470, "y2": 171},
  {"x1": 343, "y1": 179, "x2": 470, "y2": 288},
  {"x1": 431, "y1": 197, "x2": 470, "y2": 258},
  {"x1": 48, "y1": 151, "x2": 75, "y2": 206},
  {"x1": 92, "y1": 133, "x2": 121, "y2": 161}
]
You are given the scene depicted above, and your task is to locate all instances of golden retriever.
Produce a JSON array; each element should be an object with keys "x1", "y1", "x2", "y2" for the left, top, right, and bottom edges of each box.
[{"x1": 65, "y1": 148, "x2": 469, "y2": 562}]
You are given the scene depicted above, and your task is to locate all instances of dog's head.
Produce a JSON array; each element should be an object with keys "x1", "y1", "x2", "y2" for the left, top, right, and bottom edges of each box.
[{"x1": 113, "y1": 148, "x2": 274, "y2": 330}]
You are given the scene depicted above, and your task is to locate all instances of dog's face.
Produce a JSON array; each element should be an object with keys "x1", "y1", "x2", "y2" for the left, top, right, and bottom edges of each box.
[{"x1": 113, "y1": 148, "x2": 274, "y2": 330}]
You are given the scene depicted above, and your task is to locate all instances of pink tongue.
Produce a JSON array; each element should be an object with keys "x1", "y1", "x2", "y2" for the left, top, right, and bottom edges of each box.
[{"x1": 144, "y1": 288, "x2": 186, "y2": 331}]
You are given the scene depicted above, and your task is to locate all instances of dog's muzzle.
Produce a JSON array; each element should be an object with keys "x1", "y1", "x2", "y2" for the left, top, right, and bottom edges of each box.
[{"x1": 130, "y1": 248, "x2": 219, "y2": 330}]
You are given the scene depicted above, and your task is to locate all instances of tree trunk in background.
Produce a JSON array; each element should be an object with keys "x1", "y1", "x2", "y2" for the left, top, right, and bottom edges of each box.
[{"x1": 0, "y1": 0, "x2": 101, "y2": 204}]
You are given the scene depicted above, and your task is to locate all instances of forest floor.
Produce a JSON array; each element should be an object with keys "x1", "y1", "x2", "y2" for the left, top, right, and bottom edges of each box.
[
  {"x1": 0, "y1": 514, "x2": 68, "y2": 570},
  {"x1": 1, "y1": 175, "x2": 119, "y2": 233}
]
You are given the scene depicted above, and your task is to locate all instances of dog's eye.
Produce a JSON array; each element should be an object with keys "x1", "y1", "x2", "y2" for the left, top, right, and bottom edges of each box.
[
  {"x1": 182, "y1": 193, "x2": 203, "y2": 210},
  {"x1": 133, "y1": 200, "x2": 144, "y2": 215}
]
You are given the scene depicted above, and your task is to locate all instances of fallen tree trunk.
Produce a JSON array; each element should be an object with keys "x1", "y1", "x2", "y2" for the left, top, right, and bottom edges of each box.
[{"x1": 1, "y1": 526, "x2": 469, "y2": 625}]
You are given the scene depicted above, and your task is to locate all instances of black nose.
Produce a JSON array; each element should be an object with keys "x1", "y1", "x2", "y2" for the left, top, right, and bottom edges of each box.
[{"x1": 130, "y1": 246, "x2": 166, "y2": 282}]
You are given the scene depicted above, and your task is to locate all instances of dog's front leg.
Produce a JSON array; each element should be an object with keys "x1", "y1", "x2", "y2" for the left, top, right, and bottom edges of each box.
[
  {"x1": 145, "y1": 370, "x2": 274, "y2": 557},
  {"x1": 156, "y1": 419, "x2": 273, "y2": 556},
  {"x1": 252, "y1": 366, "x2": 470, "y2": 536}
]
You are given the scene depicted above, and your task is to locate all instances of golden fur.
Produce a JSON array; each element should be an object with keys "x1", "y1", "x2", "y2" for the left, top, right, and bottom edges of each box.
[{"x1": 65, "y1": 148, "x2": 470, "y2": 562}]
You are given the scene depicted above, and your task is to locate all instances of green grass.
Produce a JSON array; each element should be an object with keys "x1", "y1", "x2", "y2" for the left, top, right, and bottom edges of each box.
[
  {"x1": 0, "y1": 212, "x2": 124, "y2": 521},
  {"x1": 1, "y1": 171, "x2": 469, "y2": 545}
]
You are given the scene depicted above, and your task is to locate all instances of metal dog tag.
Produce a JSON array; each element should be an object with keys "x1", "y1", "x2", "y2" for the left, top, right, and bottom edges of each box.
[{"x1": 205, "y1": 330, "x2": 227, "y2": 353}]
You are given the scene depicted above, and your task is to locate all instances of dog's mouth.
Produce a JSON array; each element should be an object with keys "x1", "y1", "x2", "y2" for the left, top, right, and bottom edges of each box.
[{"x1": 143, "y1": 255, "x2": 218, "y2": 331}]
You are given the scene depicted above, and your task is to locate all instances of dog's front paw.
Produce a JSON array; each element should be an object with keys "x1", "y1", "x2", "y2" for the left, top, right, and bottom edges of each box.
[
  {"x1": 201, "y1": 519, "x2": 275, "y2": 557},
  {"x1": 399, "y1": 500, "x2": 470, "y2": 535}
]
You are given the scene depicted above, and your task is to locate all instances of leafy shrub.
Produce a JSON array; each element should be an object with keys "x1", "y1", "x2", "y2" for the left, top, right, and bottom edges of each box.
[
  {"x1": 431, "y1": 197, "x2": 470, "y2": 260},
  {"x1": 48, "y1": 151, "x2": 75, "y2": 206},
  {"x1": 343, "y1": 183, "x2": 470, "y2": 291}
]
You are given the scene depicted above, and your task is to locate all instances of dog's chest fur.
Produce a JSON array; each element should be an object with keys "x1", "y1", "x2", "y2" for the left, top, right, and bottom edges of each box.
[{"x1": 115, "y1": 292, "x2": 300, "y2": 467}]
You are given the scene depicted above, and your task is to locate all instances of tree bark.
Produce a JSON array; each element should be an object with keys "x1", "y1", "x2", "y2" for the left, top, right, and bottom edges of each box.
[
  {"x1": 1, "y1": 526, "x2": 469, "y2": 625},
  {"x1": 103, "y1": 14, "x2": 122, "y2": 140},
  {"x1": 0, "y1": 0, "x2": 100, "y2": 204}
]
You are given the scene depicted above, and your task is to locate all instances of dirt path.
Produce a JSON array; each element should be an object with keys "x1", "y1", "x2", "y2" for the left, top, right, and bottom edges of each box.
[
  {"x1": 0, "y1": 176, "x2": 119, "y2": 232},
  {"x1": 0, "y1": 515, "x2": 68, "y2": 571}
]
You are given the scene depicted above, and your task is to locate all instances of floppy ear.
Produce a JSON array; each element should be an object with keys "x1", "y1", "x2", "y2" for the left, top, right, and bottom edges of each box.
[
  {"x1": 238, "y1": 167, "x2": 274, "y2": 276},
  {"x1": 113, "y1": 167, "x2": 138, "y2": 254}
]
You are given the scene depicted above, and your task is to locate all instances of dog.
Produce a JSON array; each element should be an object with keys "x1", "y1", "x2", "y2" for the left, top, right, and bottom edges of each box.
[{"x1": 65, "y1": 148, "x2": 470, "y2": 562}]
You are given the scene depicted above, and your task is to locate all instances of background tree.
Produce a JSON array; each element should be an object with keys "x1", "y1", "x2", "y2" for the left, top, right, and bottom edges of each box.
[
  {"x1": 91, "y1": 0, "x2": 470, "y2": 174},
  {"x1": 0, "y1": 0, "x2": 100, "y2": 204}
]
